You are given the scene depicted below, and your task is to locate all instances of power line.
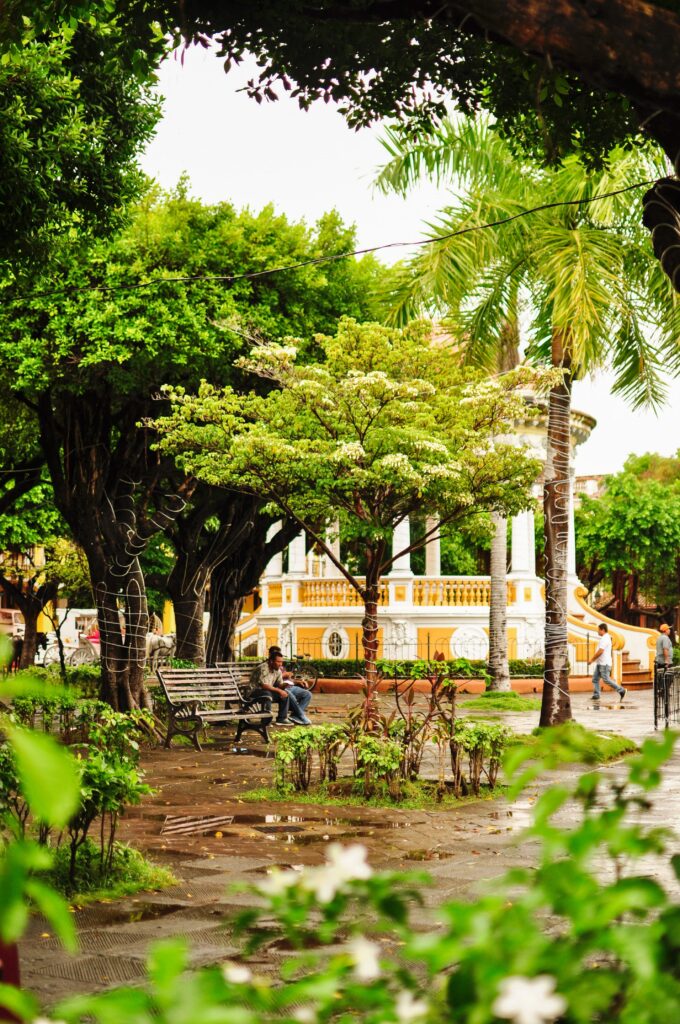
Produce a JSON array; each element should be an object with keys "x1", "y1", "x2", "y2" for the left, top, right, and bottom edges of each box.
[{"x1": 7, "y1": 179, "x2": 654, "y2": 300}]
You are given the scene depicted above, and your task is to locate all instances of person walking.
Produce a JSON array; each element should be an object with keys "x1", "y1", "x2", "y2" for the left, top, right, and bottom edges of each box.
[
  {"x1": 247, "y1": 647, "x2": 311, "y2": 725},
  {"x1": 588, "y1": 623, "x2": 626, "y2": 703}
]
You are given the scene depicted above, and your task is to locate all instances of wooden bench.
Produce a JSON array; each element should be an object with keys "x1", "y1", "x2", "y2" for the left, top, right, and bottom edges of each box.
[{"x1": 156, "y1": 666, "x2": 272, "y2": 750}]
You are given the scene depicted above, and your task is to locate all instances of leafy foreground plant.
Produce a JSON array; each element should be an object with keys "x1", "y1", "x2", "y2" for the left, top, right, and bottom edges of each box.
[
  {"x1": 1, "y1": 698, "x2": 677, "y2": 1023},
  {"x1": 38, "y1": 729, "x2": 680, "y2": 1024}
]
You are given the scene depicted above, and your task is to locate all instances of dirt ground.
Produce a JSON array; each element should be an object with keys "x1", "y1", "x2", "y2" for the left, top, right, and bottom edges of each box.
[{"x1": 18, "y1": 689, "x2": 679, "y2": 1006}]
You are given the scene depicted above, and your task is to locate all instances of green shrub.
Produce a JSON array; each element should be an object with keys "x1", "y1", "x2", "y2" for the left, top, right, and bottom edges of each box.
[
  {"x1": 66, "y1": 750, "x2": 152, "y2": 884},
  {"x1": 452, "y1": 719, "x2": 510, "y2": 794},
  {"x1": 11, "y1": 665, "x2": 101, "y2": 698},
  {"x1": 355, "y1": 733, "x2": 402, "y2": 800},
  {"x1": 274, "y1": 724, "x2": 349, "y2": 793},
  {"x1": 0, "y1": 744, "x2": 29, "y2": 836},
  {"x1": 303, "y1": 657, "x2": 544, "y2": 679},
  {"x1": 48, "y1": 837, "x2": 175, "y2": 900}
]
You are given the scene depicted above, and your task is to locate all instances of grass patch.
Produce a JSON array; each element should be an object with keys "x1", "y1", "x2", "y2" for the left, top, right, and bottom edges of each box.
[
  {"x1": 241, "y1": 778, "x2": 501, "y2": 811},
  {"x1": 462, "y1": 692, "x2": 542, "y2": 712},
  {"x1": 48, "y1": 839, "x2": 176, "y2": 905},
  {"x1": 508, "y1": 721, "x2": 637, "y2": 764}
]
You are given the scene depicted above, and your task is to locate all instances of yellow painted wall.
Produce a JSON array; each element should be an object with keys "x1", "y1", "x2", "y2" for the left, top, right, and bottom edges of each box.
[
  {"x1": 293, "y1": 626, "x2": 383, "y2": 659},
  {"x1": 417, "y1": 627, "x2": 453, "y2": 660},
  {"x1": 295, "y1": 627, "x2": 324, "y2": 655},
  {"x1": 37, "y1": 607, "x2": 53, "y2": 633},
  {"x1": 264, "y1": 628, "x2": 279, "y2": 652},
  {"x1": 162, "y1": 600, "x2": 176, "y2": 634}
]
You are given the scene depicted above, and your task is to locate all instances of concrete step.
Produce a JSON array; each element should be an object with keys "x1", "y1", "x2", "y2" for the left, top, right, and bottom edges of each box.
[{"x1": 622, "y1": 671, "x2": 653, "y2": 684}]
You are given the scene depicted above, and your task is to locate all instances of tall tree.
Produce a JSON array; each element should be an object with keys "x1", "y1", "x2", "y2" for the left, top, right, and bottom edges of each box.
[
  {"x1": 0, "y1": 481, "x2": 63, "y2": 667},
  {"x1": 128, "y1": 194, "x2": 386, "y2": 663},
  {"x1": 0, "y1": 192, "x2": 388, "y2": 696},
  {"x1": 375, "y1": 119, "x2": 680, "y2": 723},
  {"x1": 154, "y1": 318, "x2": 551, "y2": 684},
  {"x1": 576, "y1": 456, "x2": 680, "y2": 631}
]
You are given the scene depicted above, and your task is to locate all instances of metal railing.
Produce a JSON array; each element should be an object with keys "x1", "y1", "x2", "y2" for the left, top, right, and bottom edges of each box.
[{"x1": 654, "y1": 666, "x2": 680, "y2": 730}]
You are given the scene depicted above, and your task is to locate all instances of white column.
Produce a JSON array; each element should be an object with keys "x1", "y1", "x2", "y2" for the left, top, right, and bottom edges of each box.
[
  {"x1": 390, "y1": 517, "x2": 413, "y2": 575},
  {"x1": 262, "y1": 522, "x2": 283, "y2": 578},
  {"x1": 424, "y1": 516, "x2": 441, "y2": 576},
  {"x1": 326, "y1": 520, "x2": 342, "y2": 577},
  {"x1": 287, "y1": 532, "x2": 307, "y2": 577},
  {"x1": 511, "y1": 509, "x2": 536, "y2": 575}
]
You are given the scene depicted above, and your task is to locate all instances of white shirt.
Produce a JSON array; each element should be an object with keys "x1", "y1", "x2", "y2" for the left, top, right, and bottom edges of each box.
[{"x1": 594, "y1": 633, "x2": 612, "y2": 666}]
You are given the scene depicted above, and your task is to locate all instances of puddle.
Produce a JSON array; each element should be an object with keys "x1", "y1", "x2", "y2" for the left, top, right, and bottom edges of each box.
[
  {"x1": 403, "y1": 850, "x2": 455, "y2": 861},
  {"x1": 155, "y1": 812, "x2": 410, "y2": 839},
  {"x1": 76, "y1": 901, "x2": 184, "y2": 926}
]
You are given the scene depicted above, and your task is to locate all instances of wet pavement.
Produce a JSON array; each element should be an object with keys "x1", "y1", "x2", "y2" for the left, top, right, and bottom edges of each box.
[{"x1": 18, "y1": 688, "x2": 680, "y2": 1005}]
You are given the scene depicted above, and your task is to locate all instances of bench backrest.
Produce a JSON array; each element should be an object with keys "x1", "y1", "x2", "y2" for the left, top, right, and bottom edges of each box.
[
  {"x1": 215, "y1": 661, "x2": 258, "y2": 686},
  {"x1": 157, "y1": 666, "x2": 246, "y2": 705}
]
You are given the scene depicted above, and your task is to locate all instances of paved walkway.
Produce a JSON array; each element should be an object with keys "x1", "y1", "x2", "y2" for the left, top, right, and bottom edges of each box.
[{"x1": 19, "y1": 689, "x2": 679, "y2": 1005}]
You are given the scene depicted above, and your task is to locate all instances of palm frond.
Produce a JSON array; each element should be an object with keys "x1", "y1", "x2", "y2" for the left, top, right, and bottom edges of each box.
[
  {"x1": 608, "y1": 314, "x2": 668, "y2": 410},
  {"x1": 374, "y1": 116, "x2": 531, "y2": 198}
]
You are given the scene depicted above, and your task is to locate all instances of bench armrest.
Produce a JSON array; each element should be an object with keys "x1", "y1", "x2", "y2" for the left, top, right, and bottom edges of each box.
[{"x1": 242, "y1": 695, "x2": 272, "y2": 713}]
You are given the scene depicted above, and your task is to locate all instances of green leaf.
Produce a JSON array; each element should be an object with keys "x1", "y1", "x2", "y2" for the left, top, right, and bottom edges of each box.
[
  {"x1": 8, "y1": 727, "x2": 80, "y2": 827},
  {"x1": 0, "y1": 982, "x2": 38, "y2": 1021}
]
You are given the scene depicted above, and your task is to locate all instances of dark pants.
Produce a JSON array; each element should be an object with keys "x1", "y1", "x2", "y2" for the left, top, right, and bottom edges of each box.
[{"x1": 249, "y1": 687, "x2": 309, "y2": 723}]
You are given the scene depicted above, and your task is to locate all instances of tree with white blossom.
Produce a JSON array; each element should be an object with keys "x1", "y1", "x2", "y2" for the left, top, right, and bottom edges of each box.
[{"x1": 155, "y1": 318, "x2": 557, "y2": 684}]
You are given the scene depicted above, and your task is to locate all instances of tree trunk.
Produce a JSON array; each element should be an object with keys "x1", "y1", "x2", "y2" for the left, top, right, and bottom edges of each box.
[
  {"x1": 205, "y1": 564, "x2": 244, "y2": 665},
  {"x1": 172, "y1": 591, "x2": 206, "y2": 662},
  {"x1": 361, "y1": 583, "x2": 380, "y2": 687},
  {"x1": 166, "y1": 554, "x2": 208, "y2": 664},
  {"x1": 540, "y1": 350, "x2": 573, "y2": 727},
  {"x1": 488, "y1": 511, "x2": 511, "y2": 691},
  {"x1": 93, "y1": 556, "x2": 151, "y2": 711},
  {"x1": 0, "y1": 574, "x2": 56, "y2": 670},
  {"x1": 19, "y1": 604, "x2": 39, "y2": 670},
  {"x1": 202, "y1": 512, "x2": 299, "y2": 665},
  {"x1": 36, "y1": 392, "x2": 189, "y2": 712}
]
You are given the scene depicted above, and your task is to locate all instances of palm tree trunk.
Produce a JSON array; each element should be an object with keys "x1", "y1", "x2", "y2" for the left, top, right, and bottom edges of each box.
[
  {"x1": 540, "y1": 340, "x2": 573, "y2": 727},
  {"x1": 488, "y1": 511, "x2": 510, "y2": 691}
]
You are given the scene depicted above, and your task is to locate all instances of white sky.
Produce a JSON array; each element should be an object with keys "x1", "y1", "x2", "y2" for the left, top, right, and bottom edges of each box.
[{"x1": 141, "y1": 46, "x2": 680, "y2": 476}]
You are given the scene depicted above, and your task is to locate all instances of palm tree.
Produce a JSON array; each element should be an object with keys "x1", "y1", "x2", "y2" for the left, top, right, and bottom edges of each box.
[{"x1": 376, "y1": 119, "x2": 680, "y2": 724}]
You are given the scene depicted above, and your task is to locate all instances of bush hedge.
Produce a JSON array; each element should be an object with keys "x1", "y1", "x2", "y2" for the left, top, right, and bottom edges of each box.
[{"x1": 301, "y1": 657, "x2": 544, "y2": 679}]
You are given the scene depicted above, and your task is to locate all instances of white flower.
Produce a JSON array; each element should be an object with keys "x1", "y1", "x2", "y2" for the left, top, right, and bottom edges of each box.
[
  {"x1": 332, "y1": 442, "x2": 365, "y2": 462},
  {"x1": 395, "y1": 989, "x2": 429, "y2": 1022},
  {"x1": 222, "y1": 962, "x2": 252, "y2": 984},
  {"x1": 326, "y1": 842, "x2": 373, "y2": 882},
  {"x1": 301, "y1": 843, "x2": 373, "y2": 903},
  {"x1": 293, "y1": 1008, "x2": 317, "y2": 1023},
  {"x1": 33, "y1": 1019, "x2": 67, "y2": 1024},
  {"x1": 346, "y1": 935, "x2": 382, "y2": 980},
  {"x1": 257, "y1": 867, "x2": 299, "y2": 897},
  {"x1": 492, "y1": 975, "x2": 567, "y2": 1024}
]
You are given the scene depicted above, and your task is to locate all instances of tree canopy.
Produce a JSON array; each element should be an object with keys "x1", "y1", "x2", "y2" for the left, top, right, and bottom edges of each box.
[
  {"x1": 0, "y1": 22, "x2": 161, "y2": 267},
  {"x1": 154, "y1": 317, "x2": 555, "y2": 678},
  {"x1": 576, "y1": 453, "x2": 680, "y2": 625},
  {"x1": 130, "y1": 0, "x2": 680, "y2": 168},
  {"x1": 0, "y1": 189, "x2": 388, "y2": 697}
]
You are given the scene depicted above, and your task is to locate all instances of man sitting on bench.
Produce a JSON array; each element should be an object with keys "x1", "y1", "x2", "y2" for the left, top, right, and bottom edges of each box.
[{"x1": 247, "y1": 647, "x2": 312, "y2": 726}]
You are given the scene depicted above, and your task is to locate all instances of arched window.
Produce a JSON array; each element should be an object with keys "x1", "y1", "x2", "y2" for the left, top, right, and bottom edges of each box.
[{"x1": 328, "y1": 631, "x2": 344, "y2": 658}]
